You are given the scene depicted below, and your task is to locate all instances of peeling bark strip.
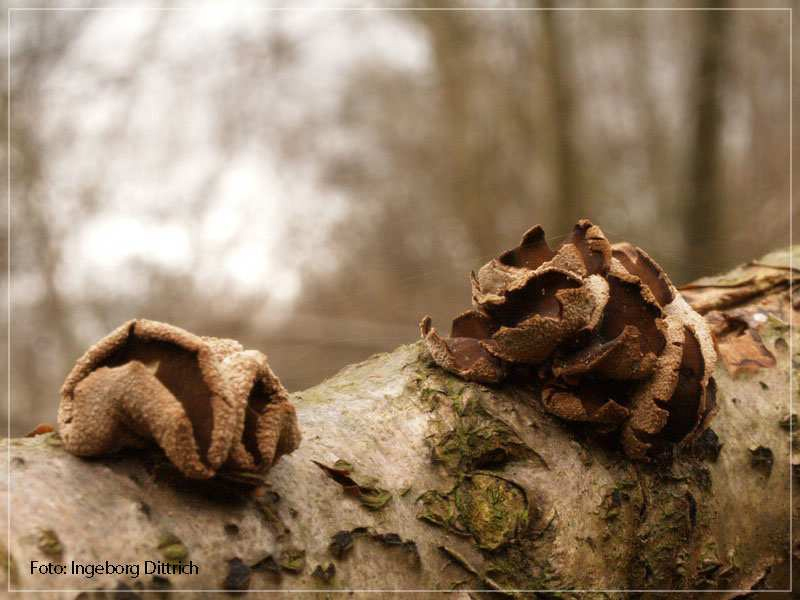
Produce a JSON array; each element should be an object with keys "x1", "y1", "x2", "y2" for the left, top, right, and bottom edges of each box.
[
  {"x1": 420, "y1": 221, "x2": 718, "y2": 460},
  {"x1": 313, "y1": 459, "x2": 393, "y2": 511},
  {"x1": 683, "y1": 248, "x2": 799, "y2": 384},
  {"x1": 1, "y1": 248, "x2": 797, "y2": 597},
  {"x1": 58, "y1": 319, "x2": 301, "y2": 479}
]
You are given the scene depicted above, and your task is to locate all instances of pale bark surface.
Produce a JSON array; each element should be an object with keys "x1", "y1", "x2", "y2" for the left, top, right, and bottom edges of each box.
[{"x1": 2, "y1": 249, "x2": 797, "y2": 599}]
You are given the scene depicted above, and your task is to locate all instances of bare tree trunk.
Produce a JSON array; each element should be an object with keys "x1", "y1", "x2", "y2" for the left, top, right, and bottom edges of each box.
[
  {"x1": 415, "y1": 9, "x2": 500, "y2": 261},
  {"x1": 2, "y1": 248, "x2": 797, "y2": 598},
  {"x1": 683, "y1": 5, "x2": 730, "y2": 281},
  {"x1": 541, "y1": 4, "x2": 583, "y2": 239}
]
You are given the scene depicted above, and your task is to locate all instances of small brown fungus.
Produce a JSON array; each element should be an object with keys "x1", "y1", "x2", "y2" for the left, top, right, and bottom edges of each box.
[
  {"x1": 420, "y1": 220, "x2": 717, "y2": 460},
  {"x1": 58, "y1": 319, "x2": 301, "y2": 479},
  {"x1": 420, "y1": 315, "x2": 505, "y2": 383}
]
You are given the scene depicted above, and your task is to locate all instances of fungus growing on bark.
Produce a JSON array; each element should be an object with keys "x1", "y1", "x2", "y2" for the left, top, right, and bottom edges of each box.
[
  {"x1": 420, "y1": 220, "x2": 717, "y2": 460},
  {"x1": 58, "y1": 319, "x2": 301, "y2": 479}
]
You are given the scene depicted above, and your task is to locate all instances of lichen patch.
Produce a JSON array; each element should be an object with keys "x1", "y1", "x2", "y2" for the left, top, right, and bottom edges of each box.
[
  {"x1": 313, "y1": 459, "x2": 392, "y2": 511},
  {"x1": 417, "y1": 472, "x2": 530, "y2": 551}
]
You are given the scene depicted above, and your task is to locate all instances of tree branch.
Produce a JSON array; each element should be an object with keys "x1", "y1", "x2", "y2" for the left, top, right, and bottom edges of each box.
[{"x1": 2, "y1": 248, "x2": 797, "y2": 598}]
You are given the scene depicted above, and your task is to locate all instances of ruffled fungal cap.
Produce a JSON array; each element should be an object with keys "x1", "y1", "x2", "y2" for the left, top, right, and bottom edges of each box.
[
  {"x1": 59, "y1": 319, "x2": 301, "y2": 479},
  {"x1": 420, "y1": 221, "x2": 716, "y2": 460}
]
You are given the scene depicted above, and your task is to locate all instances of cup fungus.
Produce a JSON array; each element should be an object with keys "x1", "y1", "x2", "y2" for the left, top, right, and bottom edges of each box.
[
  {"x1": 420, "y1": 220, "x2": 717, "y2": 460},
  {"x1": 58, "y1": 319, "x2": 301, "y2": 479}
]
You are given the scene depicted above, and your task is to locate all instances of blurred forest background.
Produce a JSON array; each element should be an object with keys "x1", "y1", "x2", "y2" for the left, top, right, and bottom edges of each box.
[{"x1": 3, "y1": 2, "x2": 795, "y2": 435}]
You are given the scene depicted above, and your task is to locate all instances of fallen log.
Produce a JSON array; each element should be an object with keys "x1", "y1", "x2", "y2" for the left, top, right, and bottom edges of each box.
[{"x1": 2, "y1": 247, "x2": 797, "y2": 599}]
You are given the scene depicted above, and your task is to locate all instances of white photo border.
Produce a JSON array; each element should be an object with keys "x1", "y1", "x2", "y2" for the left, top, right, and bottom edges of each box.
[{"x1": 6, "y1": 4, "x2": 794, "y2": 595}]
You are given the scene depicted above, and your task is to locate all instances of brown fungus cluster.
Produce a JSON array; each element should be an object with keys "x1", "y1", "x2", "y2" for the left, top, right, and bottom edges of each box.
[
  {"x1": 420, "y1": 220, "x2": 717, "y2": 460},
  {"x1": 58, "y1": 319, "x2": 301, "y2": 479}
]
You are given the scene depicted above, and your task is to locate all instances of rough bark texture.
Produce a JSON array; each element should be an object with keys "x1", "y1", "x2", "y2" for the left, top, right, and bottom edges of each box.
[{"x1": 2, "y1": 248, "x2": 797, "y2": 599}]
